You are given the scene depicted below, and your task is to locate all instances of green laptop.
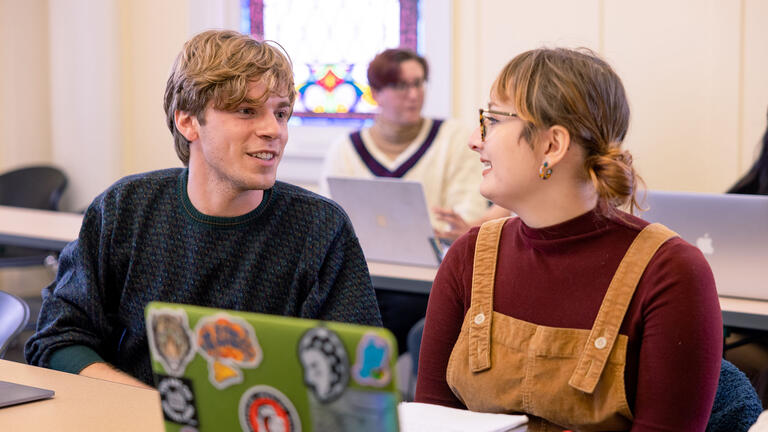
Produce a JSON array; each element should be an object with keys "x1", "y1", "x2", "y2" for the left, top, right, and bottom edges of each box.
[{"x1": 145, "y1": 302, "x2": 400, "y2": 432}]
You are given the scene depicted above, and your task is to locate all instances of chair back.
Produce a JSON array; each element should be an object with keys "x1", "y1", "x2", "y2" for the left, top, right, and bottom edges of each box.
[
  {"x1": 0, "y1": 165, "x2": 68, "y2": 210},
  {"x1": 404, "y1": 317, "x2": 426, "y2": 399},
  {"x1": 707, "y1": 358, "x2": 763, "y2": 432},
  {"x1": 0, "y1": 290, "x2": 30, "y2": 358}
]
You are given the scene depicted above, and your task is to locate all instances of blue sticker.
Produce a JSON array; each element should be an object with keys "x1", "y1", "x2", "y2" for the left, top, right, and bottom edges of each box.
[{"x1": 352, "y1": 333, "x2": 392, "y2": 387}]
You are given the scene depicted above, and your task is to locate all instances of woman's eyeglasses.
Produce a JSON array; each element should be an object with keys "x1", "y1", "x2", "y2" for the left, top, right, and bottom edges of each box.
[
  {"x1": 390, "y1": 78, "x2": 426, "y2": 92},
  {"x1": 479, "y1": 108, "x2": 518, "y2": 142}
]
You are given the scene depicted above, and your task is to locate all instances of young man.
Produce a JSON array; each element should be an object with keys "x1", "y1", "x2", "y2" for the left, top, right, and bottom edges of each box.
[{"x1": 25, "y1": 30, "x2": 381, "y2": 388}]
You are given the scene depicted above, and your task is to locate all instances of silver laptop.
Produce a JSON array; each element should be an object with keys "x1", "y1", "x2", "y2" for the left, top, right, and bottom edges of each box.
[
  {"x1": 0, "y1": 381, "x2": 54, "y2": 408},
  {"x1": 326, "y1": 177, "x2": 443, "y2": 267},
  {"x1": 640, "y1": 190, "x2": 768, "y2": 300}
]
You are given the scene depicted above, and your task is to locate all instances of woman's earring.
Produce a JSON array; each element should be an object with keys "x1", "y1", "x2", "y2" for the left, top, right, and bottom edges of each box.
[{"x1": 539, "y1": 161, "x2": 553, "y2": 180}]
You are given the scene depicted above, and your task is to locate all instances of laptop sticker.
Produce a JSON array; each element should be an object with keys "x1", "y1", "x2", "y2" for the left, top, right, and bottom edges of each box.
[
  {"x1": 195, "y1": 314, "x2": 263, "y2": 389},
  {"x1": 156, "y1": 375, "x2": 200, "y2": 428},
  {"x1": 147, "y1": 308, "x2": 196, "y2": 376},
  {"x1": 298, "y1": 326, "x2": 350, "y2": 403},
  {"x1": 307, "y1": 388, "x2": 399, "y2": 432},
  {"x1": 352, "y1": 333, "x2": 392, "y2": 387},
  {"x1": 239, "y1": 385, "x2": 301, "y2": 432}
]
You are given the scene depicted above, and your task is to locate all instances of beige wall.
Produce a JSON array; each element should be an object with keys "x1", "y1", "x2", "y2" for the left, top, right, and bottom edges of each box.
[
  {"x1": 453, "y1": 0, "x2": 768, "y2": 193},
  {"x1": 1, "y1": 0, "x2": 767, "y2": 209},
  {"x1": 0, "y1": 0, "x2": 188, "y2": 211},
  {"x1": 118, "y1": 0, "x2": 188, "y2": 177},
  {"x1": 0, "y1": 0, "x2": 52, "y2": 169}
]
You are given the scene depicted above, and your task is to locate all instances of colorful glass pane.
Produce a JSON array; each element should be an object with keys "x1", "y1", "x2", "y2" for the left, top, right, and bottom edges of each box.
[{"x1": 242, "y1": 0, "x2": 420, "y2": 126}]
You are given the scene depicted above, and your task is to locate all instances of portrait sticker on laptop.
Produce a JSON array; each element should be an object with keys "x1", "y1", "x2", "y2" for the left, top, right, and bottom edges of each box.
[
  {"x1": 298, "y1": 326, "x2": 350, "y2": 403},
  {"x1": 147, "y1": 308, "x2": 196, "y2": 376},
  {"x1": 239, "y1": 385, "x2": 301, "y2": 432},
  {"x1": 195, "y1": 313, "x2": 263, "y2": 389},
  {"x1": 352, "y1": 333, "x2": 392, "y2": 387}
]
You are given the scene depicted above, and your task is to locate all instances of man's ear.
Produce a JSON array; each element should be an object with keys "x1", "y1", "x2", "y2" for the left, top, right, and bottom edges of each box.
[
  {"x1": 370, "y1": 88, "x2": 380, "y2": 104},
  {"x1": 175, "y1": 110, "x2": 199, "y2": 143},
  {"x1": 541, "y1": 125, "x2": 571, "y2": 167}
]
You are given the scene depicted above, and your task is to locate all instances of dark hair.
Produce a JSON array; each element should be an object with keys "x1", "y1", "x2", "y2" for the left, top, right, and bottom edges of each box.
[
  {"x1": 367, "y1": 48, "x2": 428, "y2": 91},
  {"x1": 729, "y1": 109, "x2": 768, "y2": 195}
]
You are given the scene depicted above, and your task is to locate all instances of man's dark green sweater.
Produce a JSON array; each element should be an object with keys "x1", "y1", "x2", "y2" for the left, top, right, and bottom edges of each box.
[{"x1": 25, "y1": 168, "x2": 382, "y2": 385}]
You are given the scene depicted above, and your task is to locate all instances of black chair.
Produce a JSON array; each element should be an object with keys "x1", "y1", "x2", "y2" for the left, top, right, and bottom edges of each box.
[
  {"x1": 0, "y1": 290, "x2": 30, "y2": 358},
  {"x1": 0, "y1": 165, "x2": 68, "y2": 268},
  {"x1": 404, "y1": 317, "x2": 426, "y2": 400}
]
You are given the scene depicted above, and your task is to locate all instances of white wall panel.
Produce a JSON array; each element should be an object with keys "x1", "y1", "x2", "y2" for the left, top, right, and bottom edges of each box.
[
  {"x1": 0, "y1": 0, "x2": 51, "y2": 169},
  {"x1": 741, "y1": 0, "x2": 768, "y2": 173},
  {"x1": 455, "y1": 0, "x2": 750, "y2": 193},
  {"x1": 118, "y1": 0, "x2": 188, "y2": 176},
  {"x1": 604, "y1": 0, "x2": 740, "y2": 193},
  {"x1": 49, "y1": 0, "x2": 122, "y2": 211}
]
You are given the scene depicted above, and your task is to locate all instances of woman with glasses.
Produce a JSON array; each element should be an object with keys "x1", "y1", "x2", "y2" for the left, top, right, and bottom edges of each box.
[
  {"x1": 320, "y1": 48, "x2": 487, "y2": 236},
  {"x1": 415, "y1": 48, "x2": 722, "y2": 430},
  {"x1": 320, "y1": 48, "x2": 487, "y2": 355}
]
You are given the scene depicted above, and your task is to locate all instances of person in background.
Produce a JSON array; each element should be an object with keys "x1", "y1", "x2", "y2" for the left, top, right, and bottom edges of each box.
[
  {"x1": 25, "y1": 30, "x2": 381, "y2": 388},
  {"x1": 726, "y1": 108, "x2": 768, "y2": 407},
  {"x1": 319, "y1": 48, "x2": 486, "y2": 354},
  {"x1": 415, "y1": 48, "x2": 722, "y2": 430},
  {"x1": 730, "y1": 110, "x2": 768, "y2": 195},
  {"x1": 433, "y1": 203, "x2": 512, "y2": 242},
  {"x1": 319, "y1": 48, "x2": 487, "y2": 232}
]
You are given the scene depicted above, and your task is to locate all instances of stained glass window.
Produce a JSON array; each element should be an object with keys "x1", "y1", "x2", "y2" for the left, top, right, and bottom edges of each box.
[{"x1": 241, "y1": 0, "x2": 420, "y2": 127}]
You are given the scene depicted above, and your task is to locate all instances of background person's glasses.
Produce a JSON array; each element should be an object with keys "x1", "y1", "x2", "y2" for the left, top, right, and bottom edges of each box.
[
  {"x1": 479, "y1": 108, "x2": 518, "y2": 141},
  {"x1": 390, "y1": 78, "x2": 425, "y2": 92}
]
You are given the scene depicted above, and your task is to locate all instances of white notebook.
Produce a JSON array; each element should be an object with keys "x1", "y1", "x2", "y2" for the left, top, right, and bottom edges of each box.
[{"x1": 398, "y1": 402, "x2": 527, "y2": 432}]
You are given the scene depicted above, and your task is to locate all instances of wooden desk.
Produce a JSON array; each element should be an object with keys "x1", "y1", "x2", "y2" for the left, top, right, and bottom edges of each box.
[
  {"x1": 0, "y1": 360, "x2": 163, "y2": 432},
  {"x1": 0, "y1": 205, "x2": 81, "y2": 250},
  {"x1": 719, "y1": 297, "x2": 768, "y2": 331},
  {"x1": 3, "y1": 206, "x2": 767, "y2": 332},
  {"x1": 369, "y1": 261, "x2": 768, "y2": 332},
  {"x1": 368, "y1": 260, "x2": 436, "y2": 295}
]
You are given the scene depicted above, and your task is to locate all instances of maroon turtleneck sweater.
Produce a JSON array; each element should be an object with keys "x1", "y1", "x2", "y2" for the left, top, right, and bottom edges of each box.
[{"x1": 415, "y1": 209, "x2": 722, "y2": 431}]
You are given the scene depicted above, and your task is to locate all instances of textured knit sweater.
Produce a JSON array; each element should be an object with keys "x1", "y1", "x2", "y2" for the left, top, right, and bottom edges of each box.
[
  {"x1": 25, "y1": 168, "x2": 382, "y2": 385},
  {"x1": 416, "y1": 209, "x2": 722, "y2": 431}
]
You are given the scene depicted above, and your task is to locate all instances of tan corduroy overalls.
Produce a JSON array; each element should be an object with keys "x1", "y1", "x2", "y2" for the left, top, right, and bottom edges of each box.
[{"x1": 446, "y1": 218, "x2": 677, "y2": 432}]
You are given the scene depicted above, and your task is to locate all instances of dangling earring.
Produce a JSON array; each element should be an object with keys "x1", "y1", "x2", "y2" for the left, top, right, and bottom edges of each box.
[{"x1": 539, "y1": 161, "x2": 553, "y2": 180}]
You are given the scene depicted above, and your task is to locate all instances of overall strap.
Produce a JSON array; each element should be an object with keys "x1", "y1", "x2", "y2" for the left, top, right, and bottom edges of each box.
[
  {"x1": 468, "y1": 217, "x2": 509, "y2": 372},
  {"x1": 569, "y1": 223, "x2": 678, "y2": 393}
]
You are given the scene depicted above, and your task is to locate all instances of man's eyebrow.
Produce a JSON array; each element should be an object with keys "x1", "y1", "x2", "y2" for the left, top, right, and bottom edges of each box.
[{"x1": 239, "y1": 97, "x2": 261, "y2": 106}]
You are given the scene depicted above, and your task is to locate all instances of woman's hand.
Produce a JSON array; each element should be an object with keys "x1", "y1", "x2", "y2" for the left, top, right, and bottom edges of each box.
[{"x1": 433, "y1": 207, "x2": 472, "y2": 242}]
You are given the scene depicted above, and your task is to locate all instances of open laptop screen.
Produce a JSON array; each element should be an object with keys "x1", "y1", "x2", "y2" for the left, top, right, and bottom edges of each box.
[
  {"x1": 640, "y1": 190, "x2": 768, "y2": 300},
  {"x1": 327, "y1": 177, "x2": 444, "y2": 267}
]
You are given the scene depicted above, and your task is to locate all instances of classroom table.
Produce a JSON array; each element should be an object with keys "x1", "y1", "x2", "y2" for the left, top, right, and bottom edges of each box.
[
  {"x1": 2, "y1": 205, "x2": 767, "y2": 331},
  {"x1": 0, "y1": 359, "x2": 164, "y2": 432},
  {"x1": 0, "y1": 205, "x2": 82, "y2": 250}
]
